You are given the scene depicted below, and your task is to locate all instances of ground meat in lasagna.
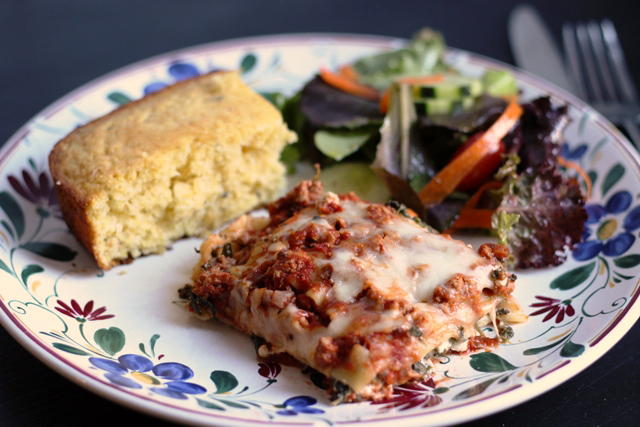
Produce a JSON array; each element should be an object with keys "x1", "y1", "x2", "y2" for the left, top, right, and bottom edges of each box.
[{"x1": 180, "y1": 180, "x2": 526, "y2": 402}]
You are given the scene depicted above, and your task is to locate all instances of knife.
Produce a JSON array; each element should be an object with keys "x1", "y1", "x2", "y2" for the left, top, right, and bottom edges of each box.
[{"x1": 508, "y1": 4, "x2": 580, "y2": 97}]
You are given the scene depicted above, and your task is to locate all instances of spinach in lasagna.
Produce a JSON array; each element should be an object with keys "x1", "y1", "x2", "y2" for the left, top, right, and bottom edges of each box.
[{"x1": 180, "y1": 179, "x2": 526, "y2": 402}]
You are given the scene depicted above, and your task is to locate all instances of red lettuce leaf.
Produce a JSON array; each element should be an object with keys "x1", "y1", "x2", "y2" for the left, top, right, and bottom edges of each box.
[
  {"x1": 504, "y1": 97, "x2": 570, "y2": 171},
  {"x1": 497, "y1": 161, "x2": 587, "y2": 269}
]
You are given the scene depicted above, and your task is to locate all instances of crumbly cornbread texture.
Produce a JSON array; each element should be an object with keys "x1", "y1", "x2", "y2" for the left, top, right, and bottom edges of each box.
[{"x1": 49, "y1": 71, "x2": 296, "y2": 270}]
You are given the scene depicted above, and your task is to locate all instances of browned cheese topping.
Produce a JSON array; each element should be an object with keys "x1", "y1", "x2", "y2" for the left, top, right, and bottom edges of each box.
[{"x1": 184, "y1": 180, "x2": 524, "y2": 402}]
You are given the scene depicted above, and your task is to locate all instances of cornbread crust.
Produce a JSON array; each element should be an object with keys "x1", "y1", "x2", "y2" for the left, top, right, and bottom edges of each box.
[{"x1": 49, "y1": 71, "x2": 296, "y2": 269}]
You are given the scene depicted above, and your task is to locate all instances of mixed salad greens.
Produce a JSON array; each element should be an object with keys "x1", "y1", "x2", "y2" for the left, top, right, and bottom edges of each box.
[{"x1": 273, "y1": 28, "x2": 588, "y2": 269}]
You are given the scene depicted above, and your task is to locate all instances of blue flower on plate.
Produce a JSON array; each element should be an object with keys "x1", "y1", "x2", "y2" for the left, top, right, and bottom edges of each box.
[
  {"x1": 143, "y1": 62, "x2": 201, "y2": 95},
  {"x1": 89, "y1": 354, "x2": 206, "y2": 399},
  {"x1": 573, "y1": 190, "x2": 640, "y2": 260},
  {"x1": 561, "y1": 143, "x2": 588, "y2": 161},
  {"x1": 276, "y1": 396, "x2": 324, "y2": 416}
]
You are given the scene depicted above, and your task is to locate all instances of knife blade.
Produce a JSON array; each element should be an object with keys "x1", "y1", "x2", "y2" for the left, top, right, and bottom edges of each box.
[{"x1": 508, "y1": 4, "x2": 580, "y2": 96}]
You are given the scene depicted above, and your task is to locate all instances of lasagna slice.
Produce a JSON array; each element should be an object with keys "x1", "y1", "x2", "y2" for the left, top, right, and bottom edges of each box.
[{"x1": 181, "y1": 180, "x2": 526, "y2": 403}]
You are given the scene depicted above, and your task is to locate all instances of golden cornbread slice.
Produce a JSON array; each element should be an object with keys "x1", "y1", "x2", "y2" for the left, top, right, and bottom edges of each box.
[{"x1": 49, "y1": 71, "x2": 296, "y2": 270}]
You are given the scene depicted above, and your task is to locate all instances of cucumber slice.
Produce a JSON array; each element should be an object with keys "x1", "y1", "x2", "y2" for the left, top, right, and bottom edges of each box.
[
  {"x1": 414, "y1": 96, "x2": 475, "y2": 116},
  {"x1": 482, "y1": 69, "x2": 518, "y2": 97},
  {"x1": 314, "y1": 130, "x2": 374, "y2": 161},
  {"x1": 411, "y1": 75, "x2": 483, "y2": 99},
  {"x1": 319, "y1": 162, "x2": 391, "y2": 203}
]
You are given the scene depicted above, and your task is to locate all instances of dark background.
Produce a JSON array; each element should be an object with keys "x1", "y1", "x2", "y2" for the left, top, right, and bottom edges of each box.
[{"x1": 1, "y1": 1, "x2": 639, "y2": 426}]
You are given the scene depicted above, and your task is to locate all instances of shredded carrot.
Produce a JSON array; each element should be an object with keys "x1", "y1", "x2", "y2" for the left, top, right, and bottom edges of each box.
[
  {"x1": 396, "y1": 74, "x2": 444, "y2": 85},
  {"x1": 445, "y1": 181, "x2": 503, "y2": 233},
  {"x1": 462, "y1": 181, "x2": 504, "y2": 209},
  {"x1": 558, "y1": 156, "x2": 592, "y2": 199},
  {"x1": 418, "y1": 100, "x2": 523, "y2": 207},
  {"x1": 379, "y1": 88, "x2": 391, "y2": 114},
  {"x1": 319, "y1": 67, "x2": 379, "y2": 100},
  {"x1": 338, "y1": 64, "x2": 359, "y2": 81},
  {"x1": 446, "y1": 183, "x2": 501, "y2": 232},
  {"x1": 444, "y1": 208, "x2": 495, "y2": 233}
]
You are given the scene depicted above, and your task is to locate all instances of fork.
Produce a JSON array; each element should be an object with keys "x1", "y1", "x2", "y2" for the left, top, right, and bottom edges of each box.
[{"x1": 562, "y1": 19, "x2": 640, "y2": 149}]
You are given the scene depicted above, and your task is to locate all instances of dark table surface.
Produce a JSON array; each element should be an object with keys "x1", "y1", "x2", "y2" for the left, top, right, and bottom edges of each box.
[{"x1": 2, "y1": 1, "x2": 639, "y2": 426}]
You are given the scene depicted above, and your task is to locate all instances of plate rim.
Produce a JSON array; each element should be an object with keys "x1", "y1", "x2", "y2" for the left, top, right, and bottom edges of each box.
[{"x1": 1, "y1": 31, "x2": 640, "y2": 427}]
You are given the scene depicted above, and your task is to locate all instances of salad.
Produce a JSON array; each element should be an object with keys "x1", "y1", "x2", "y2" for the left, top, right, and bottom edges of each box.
[{"x1": 274, "y1": 28, "x2": 588, "y2": 269}]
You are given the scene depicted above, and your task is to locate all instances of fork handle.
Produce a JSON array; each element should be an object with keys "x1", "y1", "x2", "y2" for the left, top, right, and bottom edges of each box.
[{"x1": 622, "y1": 117, "x2": 640, "y2": 151}]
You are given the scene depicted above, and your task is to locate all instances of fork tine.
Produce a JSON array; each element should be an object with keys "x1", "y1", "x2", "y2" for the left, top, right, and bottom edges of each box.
[
  {"x1": 601, "y1": 19, "x2": 638, "y2": 104},
  {"x1": 562, "y1": 22, "x2": 587, "y2": 100},
  {"x1": 576, "y1": 22, "x2": 603, "y2": 102},
  {"x1": 586, "y1": 21, "x2": 618, "y2": 101}
]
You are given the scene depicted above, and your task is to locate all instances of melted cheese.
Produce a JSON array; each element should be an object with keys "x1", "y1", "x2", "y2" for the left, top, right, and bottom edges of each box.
[
  {"x1": 192, "y1": 190, "x2": 515, "y2": 399},
  {"x1": 273, "y1": 199, "x2": 495, "y2": 304}
]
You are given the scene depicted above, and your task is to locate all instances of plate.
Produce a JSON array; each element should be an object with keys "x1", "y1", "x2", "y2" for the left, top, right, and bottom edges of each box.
[{"x1": 1, "y1": 33, "x2": 640, "y2": 427}]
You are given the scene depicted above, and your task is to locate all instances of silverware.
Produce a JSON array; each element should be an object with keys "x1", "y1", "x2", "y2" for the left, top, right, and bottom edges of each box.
[
  {"x1": 508, "y1": 5, "x2": 579, "y2": 96},
  {"x1": 563, "y1": 20, "x2": 640, "y2": 149}
]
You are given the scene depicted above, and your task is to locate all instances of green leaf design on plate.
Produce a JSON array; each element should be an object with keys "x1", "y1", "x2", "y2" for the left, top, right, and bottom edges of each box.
[
  {"x1": 53, "y1": 342, "x2": 90, "y2": 355},
  {"x1": 240, "y1": 53, "x2": 257, "y2": 74},
  {"x1": 560, "y1": 340, "x2": 585, "y2": 357},
  {"x1": 550, "y1": 261, "x2": 596, "y2": 290},
  {"x1": 469, "y1": 352, "x2": 517, "y2": 372},
  {"x1": 453, "y1": 375, "x2": 502, "y2": 400},
  {"x1": 20, "y1": 264, "x2": 43, "y2": 285},
  {"x1": 139, "y1": 333, "x2": 161, "y2": 357},
  {"x1": 523, "y1": 336, "x2": 568, "y2": 356},
  {"x1": 107, "y1": 91, "x2": 132, "y2": 106},
  {"x1": 94, "y1": 327, "x2": 125, "y2": 356},
  {"x1": 0, "y1": 259, "x2": 13, "y2": 276},
  {"x1": 587, "y1": 170, "x2": 597, "y2": 188},
  {"x1": 433, "y1": 387, "x2": 449, "y2": 394},
  {"x1": 613, "y1": 254, "x2": 640, "y2": 268},
  {"x1": 615, "y1": 271, "x2": 635, "y2": 280},
  {"x1": 21, "y1": 242, "x2": 77, "y2": 261},
  {"x1": 0, "y1": 191, "x2": 25, "y2": 239},
  {"x1": 578, "y1": 113, "x2": 590, "y2": 136},
  {"x1": 601, "y1": 163, "x2": 624, "y2": 197},
  {"x1": 210, "y1": 370, "x2": 238, "y2": 394},
  {"x1": 149, "y1": 334, "x2": 160, "y2": 354},
  {"x1": 1, "y1": 219, "x2": 15, "y2": 240},
  {"x1": 589, "y1": 137, "x2": 609, "y2": 163},
  {"x1": 218, "y1": 399, "x2": 249, "y2": 409},
  {"x1": 196, "y1": 398, "x2": 225, "y2": 410}
]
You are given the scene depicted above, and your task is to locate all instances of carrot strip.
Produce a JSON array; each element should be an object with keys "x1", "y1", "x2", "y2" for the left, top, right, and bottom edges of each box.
[
  {"x1": 379, "y1": 87, "x2": 391, "y2": 114},
  {"x1": 319, "y1": 67, "x2": 379, "y2": 100},
  {"x1": 558, "y1": 156, "x2": 592, "y2": 199},
  {"x1": 445, "y1": 181, "x2": 504, "y2": 233},
  {"x1": 396, "y1": 74, "x2": 444, "y2": 85},
  {"x1": 445, "y1": 208, "x2": 495, "y2": 233},
  {"x1": 418, "y1": 100, "x2": 523, "y2": 207},
  {"x1": 462, "y1": 181, "x2": 504, "y2": 209},
  {"x1": 338, "y1": 64, "x2": 359, "y2": 81}
]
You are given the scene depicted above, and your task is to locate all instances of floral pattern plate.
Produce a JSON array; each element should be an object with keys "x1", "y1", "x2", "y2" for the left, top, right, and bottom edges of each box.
[{"x1": 1, "y1": 34, "x2": 640, "y2": 427}]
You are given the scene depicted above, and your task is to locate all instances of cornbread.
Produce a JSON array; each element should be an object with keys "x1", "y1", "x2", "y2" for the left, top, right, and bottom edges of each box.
[{"x1": 49, "y1": 71, "x2": 296, "y2": 270}]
